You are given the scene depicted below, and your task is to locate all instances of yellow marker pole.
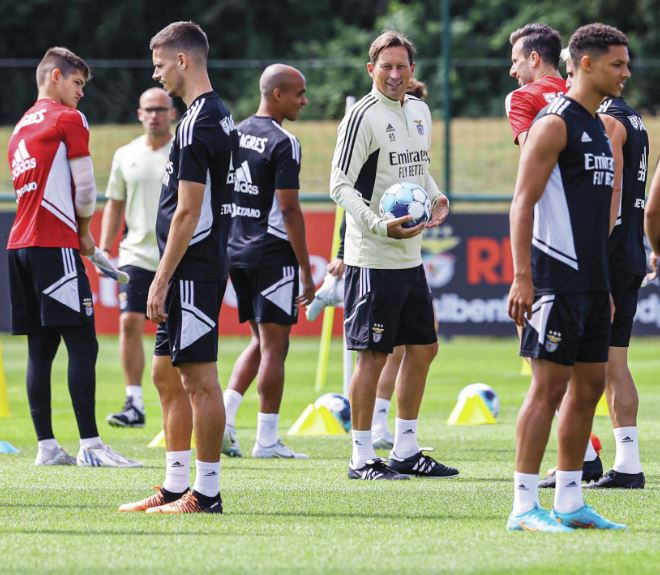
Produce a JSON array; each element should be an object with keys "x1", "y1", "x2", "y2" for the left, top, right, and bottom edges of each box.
[
  {"x1": 0, "y1": 341, "x2": 10, "y2": 417},
  {"x1": 314, "y1": 206, "x2": 344, "y2": 392}
]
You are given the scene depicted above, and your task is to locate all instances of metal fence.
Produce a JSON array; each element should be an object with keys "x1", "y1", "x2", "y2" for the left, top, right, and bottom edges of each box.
[{"x1": 1, "y1": 58, "x2": 658, "y2": 202}]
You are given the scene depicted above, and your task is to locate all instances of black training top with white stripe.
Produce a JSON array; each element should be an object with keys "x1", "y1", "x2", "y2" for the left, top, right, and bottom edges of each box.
[
  {"x1": 598, "y1": 97, "x2": 649, "y2": 276},
  {"x1": 156, "y1": 91, "x2": 238, "y2": 280},
  {"x1": 531, "y1": 96, "x2": 613, "y2": 294},
  {"x1": 227, "y1": 115, "x2": 300, "y2": 268}
]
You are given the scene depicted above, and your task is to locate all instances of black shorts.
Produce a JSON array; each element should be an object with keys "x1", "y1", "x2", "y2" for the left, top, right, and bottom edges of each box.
[
  {"x1": 610, "y1": 272, "x2": 643, "y2": 347},
  {"x1": 154, "y1": 279, "x2": 226, "y2": 365},
  {"x1": 230, "y1": 265, "x2": 299, "y2": 325},
  {"x1": 520, "y1": 291, "x2": 610, "y2": 366},
  {"x1": 118, "y1": 265, "x2": 155, "y2": 314},
  {"x1": 8, "y1": 247, "x2": 95, "y2": 335},
  {"x1": 343, "y1": 265, "x2": 437, "y2": 353}
]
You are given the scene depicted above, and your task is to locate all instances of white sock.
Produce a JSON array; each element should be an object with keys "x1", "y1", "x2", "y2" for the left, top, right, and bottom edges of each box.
[
  {"x1": 80, "y1": 436, "x2": 103, "y2": 449},
  {"x1": 223, "y1": 389, "x2": 243, "y2": 429},
  {"x1": 256, "y1": 412, "x2": 278, "y2": 447},
  {"x1": 372, "y1": 398, "x2": 391, "y2": 432},
  {"x1": 583, "y1": 436, "x2": 598, "y2": 462},
  {"x1": 553, "y1": 470, "x2": 584, "y2": 514},
  {"x1": 193, "y1": 459, "x2": 221, "y2": 498},
  {"x1": 512, "y1": 472, "x2": 539, "y2": 515},
  {"x1": 392, "y1": 418, "x2": 420, "y2": 459},
  {"x1": 163, "y1": 450, "x2": 191, "y2": 494},
  {"x1": 38, "y1": 438, "x2": 59, "y2": 450},
  {"x1": 126, "y1": 385, "x2": 144, "y2": 412},
  {"x1": 613, "y1": 426, "x2": 642, "y2": 474},
  {"x1": 351, "y1": 429, "x2": 376, "y2": 468}
]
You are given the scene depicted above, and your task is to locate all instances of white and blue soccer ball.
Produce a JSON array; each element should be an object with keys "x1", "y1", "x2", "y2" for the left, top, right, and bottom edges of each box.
[
  {"x1": 379, "y1": 182, "x2": 431, "y2": 228},
  {"x1": 457, "y1": 383, "x2": 500, "y2": 418},
  {"x1": 314, "y1": 393, "x2": 351, "y2": 431}
]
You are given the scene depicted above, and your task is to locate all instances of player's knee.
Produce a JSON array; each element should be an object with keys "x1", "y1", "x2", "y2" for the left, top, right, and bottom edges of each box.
[
  {"x1": 62, "y1": 326, "x2": 98, "y2": 363},
  {"x1": 120, "y1": 312, "x2": 144, "y2": 336},
  {"x1": 406, "y1": 341, "x2": 438, "y2": 364},
  {"x1": 582, "y1": 379, "x2": 606, "y2": 404},
  {"x1": 152, "y1": 362, "x2": 182, "y2": 400},
  {"x1": 358, "y1": 349, "x2": 389, "y2": 371},
  {"x1": 27, "y1": 330, "x2": 60, "y2": 360},
  {"x1": 426, "y1": 341, "x2": 439, "y2": 360},
  {"x1": 261, "y1": 342, "x2": 289, "y2": 364},
  {"x1": 179, "y1": 368, "x2": 219, "y2": 402},
  {"x1": 530, "y1": 381, "x2": 567, "y2": 411},
  {"x1": 181, "y1": 380, "x2": 219, "y2": 405},
  {"x1": 259, "y1": 326, "x2": 290, "y2": 355}
]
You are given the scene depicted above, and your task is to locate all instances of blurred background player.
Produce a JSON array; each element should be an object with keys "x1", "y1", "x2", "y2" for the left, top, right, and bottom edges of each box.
[
  {"x1": 308, "y1": 78, "x2": 429, "y2": 451},
  {"x1": 101, "y1": 87, "x2": 175, "y2": 428},
  {"x1": 330, "y1": 31, "x2": 455, "y2": 480},
  {"x1": 585, "y1": 89, "x2": 650, "y2": 489},
  {"x1": 506, "y1": 25, "x2": 602, "y2": 486},
  {"x1": 645, "y1": 157, "x2": 660, "y2": 273},
  {"x1": 507, "y1": 24, "x2": 630, "y2": 531},
  {"x1": 6, "y1": 47, "x2": 140, "y2": 467},
  {"x1": 119, "y1": 21, "x2": 237, "y2": 514},
  {"x1": 222, "y1": 64, "x2": 314, "y2": 459},
  {"x1": 506, "y1": 23, "x2": 566, "y2": 147}
]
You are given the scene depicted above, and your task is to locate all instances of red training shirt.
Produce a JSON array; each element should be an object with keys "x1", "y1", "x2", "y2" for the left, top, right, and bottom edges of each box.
[
  {"x1": 505, "y1": 76, "x2": 567, "y2": 144},
  {"x1": 7, "y1": 98, "x2": 90, "y2": 249}
]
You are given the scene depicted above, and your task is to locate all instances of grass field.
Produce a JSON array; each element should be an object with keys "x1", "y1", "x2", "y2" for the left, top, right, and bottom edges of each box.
[
  {"x1": 2, "y1": 117, "x2": 659, "y2": 198},
  {"x1": 0, "y1": 334, "x2": 659, "y2": 574}
]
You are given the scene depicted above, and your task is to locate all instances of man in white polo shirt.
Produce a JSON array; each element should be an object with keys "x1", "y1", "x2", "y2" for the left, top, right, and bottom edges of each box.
[{"x1": 100, "y1": 87, "x2": 175, "y2": 427}]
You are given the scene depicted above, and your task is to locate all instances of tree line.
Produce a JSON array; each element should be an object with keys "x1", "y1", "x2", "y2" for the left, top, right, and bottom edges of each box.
[{"x1": 0, "y1": 0, "x2": 657, "y2": 123}]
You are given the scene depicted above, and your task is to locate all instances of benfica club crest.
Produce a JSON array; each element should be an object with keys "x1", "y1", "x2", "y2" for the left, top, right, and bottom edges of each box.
[
  {"x1": 83, "y1": 297, "x2": 94, "y2": 317},
  {"x1": 544, "y1": 330, "x2": 562, "y2": 353},
  {"x1": 414, "y1": 120, "x2": 424, "y2": 135},
  {"x1": 372, "y1": 323, "x2": 384, "y2": 343}
]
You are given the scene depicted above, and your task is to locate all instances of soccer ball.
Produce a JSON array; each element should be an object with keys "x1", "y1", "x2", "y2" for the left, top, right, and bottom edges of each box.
[
  {"x1": 457, "y1": 383, "x2": 500, "y2": 418},
  {"x1": 314, "y1": 393, "x2": 351, "y2": 431},
  {"x1": 379, "y1": 182, "x2": 431, "y2": 228}
]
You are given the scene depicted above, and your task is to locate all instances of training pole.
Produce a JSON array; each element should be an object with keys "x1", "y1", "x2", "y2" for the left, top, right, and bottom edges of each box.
[{"x1": 314, "y1": 205, "x2": 344, "y2": 392}]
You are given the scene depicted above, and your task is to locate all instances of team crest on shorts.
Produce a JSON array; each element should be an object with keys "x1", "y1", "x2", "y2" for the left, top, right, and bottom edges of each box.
[
  {"x1": 414, "y1": 120, "x2": 424, "y2": 135},
  {"x1": 82, "y1": 297, "x2": 94, "y2": 317},
  {"x1": 118, "y1": 292, "x2": 127, "y2": 311},
  {"x1": 372, "y1": 323, "x2": 384, "y2": 343},
  {"x1": 544, "y1": 330, "x2": 561, "y2": 353}
]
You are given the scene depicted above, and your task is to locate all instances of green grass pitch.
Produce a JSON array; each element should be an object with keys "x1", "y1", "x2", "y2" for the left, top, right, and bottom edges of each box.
[{"x1": 0, "y1": 334, "x2": 659, "y2": 574}]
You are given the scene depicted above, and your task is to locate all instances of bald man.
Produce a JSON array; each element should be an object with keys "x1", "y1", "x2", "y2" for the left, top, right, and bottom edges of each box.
[
  {"x1": 101, "y1": 87, "x2": 176, "y2": 427},
  {"x1": 222, "y1": 64, "x2": 314, "y2": 458}
]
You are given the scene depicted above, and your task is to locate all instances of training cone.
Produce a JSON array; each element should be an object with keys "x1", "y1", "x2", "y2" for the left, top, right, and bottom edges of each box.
[
  {"x1": 595, "y1": 393, "x2": 609, "y2": 416},
  {"x1": 0, "y1": 342, "x2": 10, "y2": 417},
  {"x1": 148, "y1": 430, "x2": 196, "y2": 448},
  {"x1": 520, "y1": 358, "x2": 531, "y2": 377},
  {"x1": 447, "y1": 394, "x2": 496, "y2": 426},
  {"x1": 0, "y1": 441, "x2": 19, "y2": 454},
  {"x1": 148, "y1": 430, "x2": 166, "y2": 448},
  {"x1": 288, "y1": 404, "x2": 346, "y2": 436}
]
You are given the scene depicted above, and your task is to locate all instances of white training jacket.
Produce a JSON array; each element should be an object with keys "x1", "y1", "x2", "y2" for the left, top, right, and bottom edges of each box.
[{"x1": 330, "y1": 87, "x2": 442, "y2": 269}]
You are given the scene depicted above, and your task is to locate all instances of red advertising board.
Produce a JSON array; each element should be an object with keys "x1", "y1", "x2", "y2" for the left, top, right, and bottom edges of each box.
[{"x1": 84, "y1": 209, "x2": 345, "y2": 336}]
